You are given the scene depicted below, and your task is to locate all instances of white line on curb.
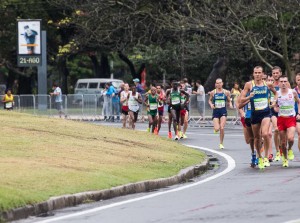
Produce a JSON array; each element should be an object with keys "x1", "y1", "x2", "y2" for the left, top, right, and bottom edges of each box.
[{"x1": 36, "y1": 145, "x2": 236, "y2": 223}]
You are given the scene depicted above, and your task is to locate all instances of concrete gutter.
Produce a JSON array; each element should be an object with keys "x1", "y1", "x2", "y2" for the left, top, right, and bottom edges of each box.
[{"x1": 1, "y1": 158, "x2": 209, "y2": 222}]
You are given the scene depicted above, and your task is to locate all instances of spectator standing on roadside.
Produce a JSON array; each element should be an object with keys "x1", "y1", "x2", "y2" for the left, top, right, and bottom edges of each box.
[
  {"x1": 50, "y1": 83, "x2": 66, "y2": 118},
  {"x1": 193, "y1": 80, "x2": 205, "y2": 119},
  {"x1": 231, "y1": 82, "x2": 242, "y2": 108},
  {"x1": 2, "y1": 88, "x2": 14, "y2": 111},
  {"x1": 111, "y1": 85, "x2": 120, "y2": 122},
  {"x1": 102, "y1": 82, "x2": 114, "y2": 121},
  {"x1": 133, "y1": 78, "x2": 145, "y2": 121}
]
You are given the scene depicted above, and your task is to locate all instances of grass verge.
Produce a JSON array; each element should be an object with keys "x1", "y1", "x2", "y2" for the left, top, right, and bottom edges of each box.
[{"x1": 0, "y1": 111, "x2": 205, "y2": 212}]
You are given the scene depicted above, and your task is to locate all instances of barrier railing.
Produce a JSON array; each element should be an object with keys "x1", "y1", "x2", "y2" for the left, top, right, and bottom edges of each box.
[{"x1": 0, "y1": 94, "x2": 241, "y2": 126}]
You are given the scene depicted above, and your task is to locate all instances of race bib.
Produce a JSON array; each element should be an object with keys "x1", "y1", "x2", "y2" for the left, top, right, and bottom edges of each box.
[
  {"x1": 280, "y1": 105, "x2": 294, "y2": 116},
  {"x1": 215, "y1": 100, "x2": 225, "y2": 108},
  {"x1": 172, "y1": 96, "x2": 180, "y2": 105},
  {"x1": 254, "y1": 98, "x2": 268, "y2": 110},
  {"x1": 149, "y1": 103, "x2": 157, "y2": 110}
]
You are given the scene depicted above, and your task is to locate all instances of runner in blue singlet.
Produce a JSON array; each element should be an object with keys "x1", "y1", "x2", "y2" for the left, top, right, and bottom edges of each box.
[
  {"x1": 208, "y1": 78, "x2": 232, "y2": 149},
  {"x1": 241, "y1": 66, "x2": 277, "y2": 170}
]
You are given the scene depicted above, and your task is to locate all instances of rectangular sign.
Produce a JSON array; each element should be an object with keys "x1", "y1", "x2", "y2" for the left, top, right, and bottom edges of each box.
[{"x1": 17, "y1": 20, "x2": 42, "y2": 66}]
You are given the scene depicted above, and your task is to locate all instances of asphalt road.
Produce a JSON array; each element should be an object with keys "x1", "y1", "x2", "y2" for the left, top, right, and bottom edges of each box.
[{"x1": 17, "y1": 123, "x2": 300, "y2": 223}]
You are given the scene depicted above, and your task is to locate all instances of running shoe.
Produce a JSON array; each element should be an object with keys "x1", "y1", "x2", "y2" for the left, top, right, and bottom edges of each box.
[
  {"x1": 268, "y1": 154, "x2": 273, "y2": 162},
  {"x1": 154, "y1": 127, "x2": 158, "y2": 135},
  {"x1": 251, "y1": 153, "x2": 257, "y2": 168},
  {"x1": 282, "y1": 159, "x2": 289, "y2": 168},
  {"x1": 214, "y1": 130, "x2": 218, "y2": 134},
  {"x1": 168, "y1": 131, "x2": 172, "y2": 139},
  {"x1": 174, "y1": 135, "x2": 179, "y2": 140},
  {"x1": 258, "y1": 157, "x2": 265, "y2": 169},
  {"x1": 182, "y1": 134, "x2": 187, "y2": 139},
  {"x1": 264, "y1": 157, "x2": 270, "y2": 167},
  {"x1": 274, "y1": 151, "x2": 281, "y2": 162},
  {"x1": 147, "y1": 127, "x2": 150, "y2": 133},
  {"x1": 179, "y1": 131, "x2": 183, "y2": 139},
  {"x1": 288, "y1": 149, "x2": 294, "y2": 161},
  {"x1": 219, "y1": 144, "x2": 224, "y2": 149}
]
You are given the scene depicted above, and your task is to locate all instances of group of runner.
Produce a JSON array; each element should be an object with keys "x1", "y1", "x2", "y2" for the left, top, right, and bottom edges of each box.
[
  {"x1": 237, "y1": 66, "x2": 300, "y2": 169},
  {"x1": 120, "y1": 80, "x2": 192, "y2": 140},
  {"x1": 207, "y1": 65, "x2": 300, "y2": 169}
]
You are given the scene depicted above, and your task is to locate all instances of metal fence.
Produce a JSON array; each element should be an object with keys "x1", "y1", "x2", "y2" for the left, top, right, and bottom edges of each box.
[{"x1": 0, "y1": 94, "x2": 241, "y2": 126}]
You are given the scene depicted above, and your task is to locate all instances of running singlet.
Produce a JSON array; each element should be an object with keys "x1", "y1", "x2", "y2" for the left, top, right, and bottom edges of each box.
[
  {"x1": 170, "y1": 89, "x2": 181, "y2": 110},
  {"x1": 277, "y1": 89, "x2": 295, "y2": 117},
  {"x1": 157, "y1": 92, "x2": 164, "y2": 111},
  {"x1": 213, "y1": 89, "x2": 226, "y2": 109},
  {"x1": 148, "y1": 94, "x2": 158, "y2": 115},
  {"x1": 250, "y1": 81, "x2": 270, "y2": 113},
  {"x1": 128, "y1": 92, "x2": 140, "y2": 112},
  {"x1": 3, "y1": 94, "x2": 14, "y2": 109},
  {"x1": 294, "y1": 86, "x2": 300, "y2": 114}
]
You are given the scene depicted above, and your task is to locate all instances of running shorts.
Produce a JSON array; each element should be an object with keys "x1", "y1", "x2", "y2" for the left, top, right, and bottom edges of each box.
[
  {"x1": 212, "y1": 108, "x2": 227, "y2": 119},
  {"x1": 277, "y1": 116, "x2": 296, "y2": 131},
  {"x1": 251, "y1": 110, "x2": 271, "y2": 125}
]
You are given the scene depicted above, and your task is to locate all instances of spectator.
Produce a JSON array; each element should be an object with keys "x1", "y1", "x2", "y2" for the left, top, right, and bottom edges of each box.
[
  {"x1": 2, "y1": 88, "x2": 14, "y2": 111},
  {"x1": 50, "y1": 83, "x2": 66, "y2": 118},
  {"x1": 102, "y1": 82, "x2": 114, "y2": 121},
  {"x1": 111, "y1": 85, "x2": 120, "y2": 122},
  {"x1": 231, "y1": 82, "x2": 241, "y2": 108},
  {"x1": 193, "y1": 80, "x2": 205, "y2": 119}
]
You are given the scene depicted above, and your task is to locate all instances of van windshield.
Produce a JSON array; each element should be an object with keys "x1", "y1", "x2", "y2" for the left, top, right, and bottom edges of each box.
[{"x1": 77, "y1": 83, "x2": 88, "y2": 89}]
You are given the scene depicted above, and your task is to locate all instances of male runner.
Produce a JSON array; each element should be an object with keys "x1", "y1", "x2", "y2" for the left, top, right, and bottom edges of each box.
[
  {"x1": 128, "y1": 84, "x2": 143, "y2": 130},
  {"x1": 237, "y1": 90, "x2": 256, "y2": 167},
  {"x1": 274, "y1": 75, "x2": 300, "y2": 167},
  {"x1": 179, "y1": 81, "x2": 189, "y2": 139},
  {"x1": 120, "y1": 83, "x2": 130, "y2": 128},
  {"x1": 166, "y1": 81, "x2": 189, "y2": 140},
  {"x1": 208, "y1": 78, "x2": 233, "y2": 149},
  {"x1": 144, "y1": 86, "x2": 158, "y2": 134},
  {"x1": 156, "y1": 84, "x2": 165, "y2": 134},
  {"x1": 241, "y1": 66, "x2": 277, "y2": 169}
]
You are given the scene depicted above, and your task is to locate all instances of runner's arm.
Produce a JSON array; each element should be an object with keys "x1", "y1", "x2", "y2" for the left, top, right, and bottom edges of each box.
[
  {"x1": 208, "y1": 91, "x2": 215, "y2": 109},
  {"x1": 293, "y1": 90, "x2": 300, "y2": 118},
  {"x1": 180, "y1": 90, "x2": 190, "y2": 105},
  {"x1": 240, "y1": 82, "x2": 254, "y2": 104}
]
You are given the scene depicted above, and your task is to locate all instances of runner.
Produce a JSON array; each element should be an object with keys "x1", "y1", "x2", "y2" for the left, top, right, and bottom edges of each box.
[
  {"x1": 156, "y1": 84, "x2": 165, "y2": 135},
  {"x1": 144, "y1": 86, "x2": 158, "y2": 134},
  {"x1": 237, "y1": 90, "x2": 256, "y2": 167},
  {"x1": 274, "y1": 75, "x2": 300, "y2": 167},
  {"x1": 179, "y1": 81, "x2": 189, "y2": 139},
  {"x1": 2, "y1": 88, "x2": 14, "y2": 111},
  {"x1": 241, "y1": 66, "x2": 277, "y2": 169},
  {"x1": 269, "y1": 67, "x2": 282, "y2": 162},
  {"x1": 166, "y1": 81, "x2": 189, "y2": 140},
  {"x1": 294, "y1": 73, "x2": 300, "y2": 153},
  {"x1": 208, "y1": 78, "x2": 233, "y2": 149},
  {"x1": 128, "y1": 84, "x2": 143, "y2": 130},
  {"x1": 120, "y1": 83, "x2": 130, "y2": 128}
]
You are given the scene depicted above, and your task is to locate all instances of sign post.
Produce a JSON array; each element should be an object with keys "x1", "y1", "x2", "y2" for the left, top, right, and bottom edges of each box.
[{"x1": 17, "y1": 19, "x2": 47, "y2": 110}]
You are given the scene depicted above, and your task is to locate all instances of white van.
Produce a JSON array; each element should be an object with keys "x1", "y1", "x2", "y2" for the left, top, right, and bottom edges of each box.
[{"x1": 74, "y1": 78, "x2": 124, "y2": 104}]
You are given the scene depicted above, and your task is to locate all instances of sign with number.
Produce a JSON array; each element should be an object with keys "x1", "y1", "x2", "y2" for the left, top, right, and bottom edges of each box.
[{"x1": 17, "y1": 19, "x2": 42, "y2": 67}]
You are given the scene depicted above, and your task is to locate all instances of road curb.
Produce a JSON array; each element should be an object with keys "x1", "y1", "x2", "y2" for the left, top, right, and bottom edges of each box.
[{"x1": 1, "y1": 158, "x2": 209, "y2": 222}]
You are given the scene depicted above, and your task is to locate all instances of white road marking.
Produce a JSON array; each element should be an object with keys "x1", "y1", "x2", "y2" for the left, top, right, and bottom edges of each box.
[{"x1": 36, "y1": 145, "x2": 236, "y2": 223}]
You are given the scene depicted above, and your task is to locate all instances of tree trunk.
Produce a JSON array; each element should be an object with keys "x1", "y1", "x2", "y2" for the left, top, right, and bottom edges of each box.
[
  {"x1": 100, "y1": 53, "x2": 111, "y2": 78},
  {"x1": 58, "y1": 58, "x2": 69, "y2": 94},
  {"x1": 89, "y1": 54, "x2": 101, "y2": 77},
  {"x1": 204, "y1": 57, "x2": 228, "y2": 92},
  {"x1": 118, "y1": 52, "x2": 137, "y2": 78}
]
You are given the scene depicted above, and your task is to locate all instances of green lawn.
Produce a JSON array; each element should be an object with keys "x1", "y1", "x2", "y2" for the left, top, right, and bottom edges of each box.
[{"x1": 0, "y1": 111, "x2": 205, "y2": 212}]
